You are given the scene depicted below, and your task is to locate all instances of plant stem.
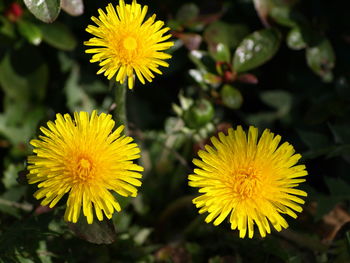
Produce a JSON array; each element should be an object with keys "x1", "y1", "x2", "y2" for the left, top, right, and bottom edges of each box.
[
  {"x1": 0, "y1": 198, "x2": 33, "y2": 211},
  {"x1": 111, "y1": 80, "x2": 128, "y2": 134}
]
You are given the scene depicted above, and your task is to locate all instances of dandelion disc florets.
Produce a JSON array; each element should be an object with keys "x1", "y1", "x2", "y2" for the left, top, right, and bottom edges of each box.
[
  {"x1": 188, "y1": 126, "x2": 308, "y2": 238},
  {"x1": 27, "y1": 111, "x2": 143, "y2": 224},
  {"x1": 84, "y1": 0, "x2": 174, "y2": 89}
]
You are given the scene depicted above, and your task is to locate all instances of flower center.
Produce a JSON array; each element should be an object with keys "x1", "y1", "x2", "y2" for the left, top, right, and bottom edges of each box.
[
  {"x1": 123, "y1": 37, "x2": 137, "y2": 51},
  {"x1": 79, "y1": 158, "x2": 91, "y2": 169},
  {"x1": 75, "y1": 157, "x2": 94, "y2": 182},
  {"x1": 232, "y1": 166, "x2": 261, "y2": 199}
]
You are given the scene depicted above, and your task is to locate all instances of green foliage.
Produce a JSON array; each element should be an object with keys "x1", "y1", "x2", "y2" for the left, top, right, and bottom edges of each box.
[
  {"x1": 233, "y1": 28, "x2": 281, "y2": 73},
  {"x1": 23, "y1": 0, "x2": 61, "y2": 23},
  {"x1": 220, "y1": 84, "x2": 243, "y2": 110},
  {"x1": 306, "y1": 38, "x2": 335, "y2": 82},
  {"x1": 1, "y1": 0, "x2": 350, "y2": 262}
]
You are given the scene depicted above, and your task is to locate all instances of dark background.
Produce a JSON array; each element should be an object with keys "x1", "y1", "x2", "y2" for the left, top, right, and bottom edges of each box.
[{"x1": 1, "y1": 0, "x2": 350, "y2": 262}]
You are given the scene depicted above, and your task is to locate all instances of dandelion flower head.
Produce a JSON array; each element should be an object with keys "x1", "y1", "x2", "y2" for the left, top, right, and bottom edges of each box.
[
  {"x1": 84, "y1": 0, "x2": 174, "y2": 89},
  {"x1": 188, "y1": 126, "x2": 308, "y2": 238},
  {"x1": 27, "y1": 111, "x2": 143, "y2": 224}
]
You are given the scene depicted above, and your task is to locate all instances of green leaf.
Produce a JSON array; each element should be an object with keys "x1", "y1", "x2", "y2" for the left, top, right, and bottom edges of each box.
[
  {"x1": 61, "y1": 0, "x2": 83, "y2": 16},
  {"x1": 247, "y1": 94, "x2": 292, "y2": 131},
  {"x1": 65, "y1": 65, "x2": 96, "y2": 112},
  {"x1": 204, "y1": 22, "x2": 249, "y2": 49},
  {"x1": 327, "y1": 144, "x2": 350, "y2": 159},
  {"x1": 208, "y1": 42, "x2": 231, "y2": 62},
  {"x1": 167, "y1": 19, "x2": 182, "y2": 31},
  {"x1": 0, "y1": 186, "x2": 27, "y2": 217},
  {"x1": 178, "y1": 33, "x2": 202, "y2": 50},
  {"x1": 306, "y1": 38, "x2": 335, "y2": 82},
  {"x1": 188, "y1": 50, "x2": 216, "y2": 90},
  {"x1": 220, "y1": 84, "x2": 243, "y2": 109},
  {"x1": 17, "y1": 19, "x2": 42, "y2": 45},
  {"x1": 313, "y1": 194, "x2": 341, "y2": 221},
  {"x1": 0, "y1": 17, "x2": 16, "y2": 38},
  {"x1": 203, "y1": 72, "x2": 221, "y2": 86},
  {"x1": 0, "y1": 104, "x2": 45, "y2": 145},
  {"x1": 23, "y1": 0, "x2": 61, "y2": 23},
  {"x1": 133, "y1": 228, "x2": 152, "y2": 245},
  {"x1": 253, "y1": 0, "x2": 270, "y2": 27},
  {"x1": 165, "y1": 117, "x2": 184, "y2": 134},
  {"x1": 183, "y1": 99, "x2": 214, "y2": 129},
  {"x1": 324, "y1": 177, "x2": 350, "y2": 197},
  {"x1": 329, "y1": 123, "x2": 350, "y2": 144},
  {"x1": 269, "y1": 6, "x2": 301, "y2": 27},
  {"x1": 287, "y1": 27, "x2": 307, "y2": 50},
  {"x1": 67, "y1": 218, "x2": 116, "y2": 244},
  {"x1": 260, "y1": 90, "x2": 292, "y2": 116},
  {"x1": 233, "y1": 28, "x2": 281, "y2": 73},
  {"x1": 297, "y1": 130, "x2": 330, "y2": 151},
  {"x1": 38, "y1": 22, "x2": 76, "y2": 51},
  {"x1": 269, "y1": 0, "x2": 299, "y2": 7},
  {"x1": 3, "y1": 164, "x2": 23, "y2": 189},
  {"x1": 37, "y1": 241, "x2": 52, "y2": 263},
  {"x1": 346, "y1": 232, "x2": 350, "y2": 252},
  {"x1": 0, "y1": 45, "x2": 48, "y2": 102},
  {"x1": 246, "y1": 112, "x2": 277, "y2": 126},
  {"x1": 178, "y1": 91, "x2": 194, "y2": 111},
  {"x1": 176, "y1": 3, "x2": 199, "y2": 25},
  {"x1": 188, "y1": 50, "x2": 215, "y2": 72}
]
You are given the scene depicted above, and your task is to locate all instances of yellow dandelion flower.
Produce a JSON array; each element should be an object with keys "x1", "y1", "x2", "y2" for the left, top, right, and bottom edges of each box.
[
  {"x1": 84, "y1": 0, "x2": 174, "y2": 89},
  {"x1": 27, "y1": 111, "x2": 143, "y2": 224},
  {"x1": 188, "y1": 126, "x2": 308, "y2": 238}
]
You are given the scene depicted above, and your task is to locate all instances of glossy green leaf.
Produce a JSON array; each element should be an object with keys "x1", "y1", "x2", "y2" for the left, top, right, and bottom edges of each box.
[
  {"x1": 203, "y1": 72, "x2": 221, "y2": 86},
  {"x1": 188, "y1": 50, "x2": 214, "y2": 72},
  {"x1": 61, "y1": 0, "x2": 83, "y2": 16},
  {"x1": 188, "y1": 69, "x2": 207, "y2": 90},
  {"x1": 253, "y1": 0, "x2": 270, "y2": 27},
  {"x1": 38, "y1": 22, "x2": 76, "y2": 51},
  {"x1": 23, "y1": 0, "x2": 61, "y2": 23},
  {"x1": 204, "y1": 22, "x2": 249, "y2": 49},
  {"x1": 178, "y1": 33, "x2": 202, "y2": 50},
  {"x1": 287, "y1": 27, "x2": 307, "y2": 50},
  {"x1": 270, "y1": 0, "x2": 299, "y2": 7},
  {"x1": 233, "y1": 28, "x2": 281, "y2": 73},
  {"x1": 208, "y1": 42, "x2": 231, "y2": 62},
  {"x1": 220, "y1": 84, "x2": 243, "y2": 109},
  {"x1": 306, "y1": 38, "x2": 335, "y2": 82},
  {"x1": 17, "y1": 19, "x2": 42, "y2": 45},
  {"x1": 269, "y1": 6, "x2": 298, "y2": 27}
]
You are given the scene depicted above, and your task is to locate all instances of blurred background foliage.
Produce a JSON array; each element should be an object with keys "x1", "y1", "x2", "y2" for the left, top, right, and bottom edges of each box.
[{"x1": 1, "y1": 0, "x2": 350, "y2": 262}]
